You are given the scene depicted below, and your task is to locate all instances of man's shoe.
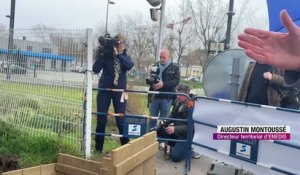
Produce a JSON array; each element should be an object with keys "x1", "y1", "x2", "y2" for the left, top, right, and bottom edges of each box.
[
  {"x1": 164, "y1": 145, "x2": 171, "y2": 160},
  {"x1": 192, "y1": 151, "x2": 201, "y2": 159},
  {"x1": 159, "y1": 142, "x2": 165, "y2": 150}
]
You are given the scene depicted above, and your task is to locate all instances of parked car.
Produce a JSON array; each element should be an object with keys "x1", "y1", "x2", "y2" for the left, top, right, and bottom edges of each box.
[
  {"x1": 184, "y1": 77, "x2": 200, "y2": 82},
  {"x1": 1, "y1": 62, "x2": 26, "y2": 74},
  {"x1": 70, "y1": 66, "x2": 85, "y2": 73}
]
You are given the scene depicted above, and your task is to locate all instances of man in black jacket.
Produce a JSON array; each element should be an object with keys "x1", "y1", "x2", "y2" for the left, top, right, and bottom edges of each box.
[
  {"x1": 162, "y1": 84, "x2": 200, "y2": 162},
  {"x1": 93, "y1": 34, "x2": 134, "y2": 153},
  {"x1": 148, "y1": 49, "x2": 180, "y2": 129}
]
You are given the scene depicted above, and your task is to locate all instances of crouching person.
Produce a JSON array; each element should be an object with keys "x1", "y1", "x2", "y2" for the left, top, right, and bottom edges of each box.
[{"x1": 161, "y1": 84, "x2": 200, "y2": 162}]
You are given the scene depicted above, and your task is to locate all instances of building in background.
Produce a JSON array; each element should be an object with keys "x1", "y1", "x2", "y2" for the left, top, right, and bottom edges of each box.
[
  {"x1": 180, "y1": 65, "x2": 203, "y2": 82},
  {"x1": 0, "y1": 37, "x2": 74, "y2": 72}
]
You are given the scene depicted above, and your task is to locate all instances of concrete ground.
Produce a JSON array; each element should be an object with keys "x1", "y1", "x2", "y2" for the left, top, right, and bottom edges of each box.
[{"x1": 156, "y1": 149, "x2": 213, "y2": 175}]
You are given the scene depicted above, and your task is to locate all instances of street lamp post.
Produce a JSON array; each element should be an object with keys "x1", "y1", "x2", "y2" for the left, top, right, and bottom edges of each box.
[
  {"x1": 105, "y1": 0, "x2": 115, "y2": 34},
  {"x1": 146, "y1": 0, "x2": 165, "y2": 62},
  {"x1": 155, "y1": 0, "x2": 166, "y2": 62},
  {"x1": 225, "y1": 0, "x2": 235, "y2": 50},
  {"x1": 6, "y1": 0, "x2": 16, "y2": 80}
]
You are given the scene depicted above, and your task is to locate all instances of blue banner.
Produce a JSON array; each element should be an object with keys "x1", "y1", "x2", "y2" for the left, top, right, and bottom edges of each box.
[
  {"x1": 192, "y1": 97, "x2": 300, "y2": 175},
  {"x1": 267, "y1": 0, "x2": 300, "y2": 32}
]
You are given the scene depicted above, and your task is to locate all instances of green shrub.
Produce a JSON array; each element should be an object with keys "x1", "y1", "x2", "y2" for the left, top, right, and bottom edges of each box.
[{"x1": 0, "y1": 121, "x2": 75, "y2": 168}]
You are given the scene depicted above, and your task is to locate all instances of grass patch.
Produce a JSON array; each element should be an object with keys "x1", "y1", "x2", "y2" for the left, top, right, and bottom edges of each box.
[
  {"x1": 127, "y1": 93, "x2": 148, "y2": 115},
  {"x1": 0, "y1": 81, "x2": 83, "y2": 102},
  {"x1": 0, "y1": 121, "x2": 60, "y2": 168}
]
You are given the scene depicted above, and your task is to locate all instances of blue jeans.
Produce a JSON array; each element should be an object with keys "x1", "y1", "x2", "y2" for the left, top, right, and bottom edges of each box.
[
  {"x1": 170, "y1": 140, "x2": 188, "y2": 162},
  {"x1": 149, "y1": 98, "x2": 172, "y2": 129}
]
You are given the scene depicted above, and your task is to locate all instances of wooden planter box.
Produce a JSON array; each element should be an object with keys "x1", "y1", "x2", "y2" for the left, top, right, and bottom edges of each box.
[{"x1": 2, "y1": 132, "x2": 158, "y2": 175}]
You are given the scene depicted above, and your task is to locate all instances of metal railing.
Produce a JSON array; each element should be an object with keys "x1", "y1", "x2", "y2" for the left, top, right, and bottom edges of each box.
[{"x1": 89, "y1": 87, "x2": 194, "y2": 174}]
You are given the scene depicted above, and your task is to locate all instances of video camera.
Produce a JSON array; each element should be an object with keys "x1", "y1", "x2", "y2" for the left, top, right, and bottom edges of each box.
[
  {"x1": 146, "y1": 64, "x2": 160, "y2": 85},
  {"x1": 149, "y1": 120, "x2": 176, "y2": 146},
  {"x1": 98, "y1": 34, "x2": 121, "y2": 57}
]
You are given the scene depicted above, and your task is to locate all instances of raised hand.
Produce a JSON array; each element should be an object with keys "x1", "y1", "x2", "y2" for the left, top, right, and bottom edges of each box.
[{"x1": 238, "y1": 10, "x2": 300, "y2": 71}]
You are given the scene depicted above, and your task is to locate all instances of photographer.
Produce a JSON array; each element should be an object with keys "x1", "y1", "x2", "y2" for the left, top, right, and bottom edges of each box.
[
  {"x1": 160, "y1": 84, "x2": 200, "y2": 162},
  {"x1": 147, "y1": 49, "x2": 179, "y2": 130},
  {"x1": 93, "y1": 33, "x2": 134, "y2": 153}
]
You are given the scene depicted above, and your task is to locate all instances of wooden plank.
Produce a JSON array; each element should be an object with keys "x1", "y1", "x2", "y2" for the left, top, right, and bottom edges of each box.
[
  {"x1": 110, "y1": 144, "x2": 131, "y2": 166},
  {"x1": 111, "y1": 135, "x2": 146, "y2": 165},
  {"x1": 141, "y1": 132, "x2": 157, "y2": 148},
  {"x1": 40, "y1": 164, "x2": 56, "y2": 175},
  {"x1": 1, "y1": 170, "x2": 22, "y2": 175},
  {"x1": 57, "y1": 154, "x2": 101, "y2": 173},
  {"x1": 100, "y1": 168, "x2": 112, "y2": 175},
  {"x1": 22, "y1": 166, "x2": 41, "y2": 175},
  {"x1": 101, "y1": 157, "x2": 112, "y2": 171},
  {"x1": 143, "y1": 156, "x2": 156, "y2": 175},
  {"x1": 111, "y1": 131, "x2": 157, "y2": 167},
  {"x1": 114, "y1": 142, "x2": 158, "y2": 175},
  {"x1": 125, "y1": 164, "x2": 143, "y2": 175},
  {"x1": 55, "y1": 163, "x2": 97, "y2": 175}
]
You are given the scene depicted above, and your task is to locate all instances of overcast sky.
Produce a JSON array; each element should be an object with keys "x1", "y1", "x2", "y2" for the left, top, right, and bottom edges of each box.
[
  {"x1": 0, "y1": 0, "x2": 181, "y2": 29},
  {"x1": 0, "y1": 0, "x2": 268, "y2": 30}
]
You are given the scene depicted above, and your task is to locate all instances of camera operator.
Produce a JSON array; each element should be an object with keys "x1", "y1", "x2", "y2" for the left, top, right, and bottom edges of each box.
[
  {"x1": 147, "y1": 49, "x2": 179, "y2": 130},
  {"x1": 93, "y1": 33, "x2": 134, "y2": 153},
  {"x1": 160, "y1": 84, "x2": 200, "y2": 162}
]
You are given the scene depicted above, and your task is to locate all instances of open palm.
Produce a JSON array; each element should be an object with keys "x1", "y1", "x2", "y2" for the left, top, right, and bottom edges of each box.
[{"x1": 238, "y1": 10, "x2": 300, "y2": 71}]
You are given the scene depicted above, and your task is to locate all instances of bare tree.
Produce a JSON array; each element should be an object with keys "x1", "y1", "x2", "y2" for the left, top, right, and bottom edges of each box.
[
  {"x1": 0, "y1": 23, "x2": 8, "y2": 36},
  {"x1": 113, "y1": 13, "x2": 158, "y2": 75},
  {"x1": 191, "y1": 0, "x2": 227, "y2": 52},
  {"x1": 165, "y1": 0, "x2": 194, "y2": 64},
  {"x1": 30, "y1": 24, "x2": 87, "y2": 68},
  {"x1": 181, "y1": 48, "x2": 206, "y2": 77},
  {"x1": 0, "y1": 24, "x2": 5, "y2": 29},
  {"x1": 30, "y1": 23, "x2": 55, "y2": 42},
  {"x1": 190, "y1": 0, "x2": 251, "y2": 67},
  {"x1": 230, "y1": 0, "x2": 265, "y2": 46},
  {"x1": 49, "y1": 33, "x2": 87, "y2": 68}
]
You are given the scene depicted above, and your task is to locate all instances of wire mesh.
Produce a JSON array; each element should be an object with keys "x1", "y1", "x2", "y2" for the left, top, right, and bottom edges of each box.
[{"x1": 0, "y1": 28, "x2": 88, "y2": 152}]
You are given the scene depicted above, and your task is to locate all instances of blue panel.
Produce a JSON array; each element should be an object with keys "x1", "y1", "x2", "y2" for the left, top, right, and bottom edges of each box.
[
  {"x1": 267, "y1": 0, "x2": 300, "y2": 32},
  {"x1": 230, "y1": 140, "x2": 259, "y2": 164},
  {"x1": 0, "y1": 48, "x2": 74, "y2": 61},
  {"x1": 123, "y1": 116, "x2": 147, "y2": 137},
  {"x1": 277, "y1": 20, "x2": 300, "y2": 33}
]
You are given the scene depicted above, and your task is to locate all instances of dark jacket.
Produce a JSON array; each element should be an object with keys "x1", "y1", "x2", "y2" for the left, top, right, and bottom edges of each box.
[
  {"x1": 284, "y1": 70, "x2": 300, "y2": 89},
  {"x1": 239, "y1": 62, "x2": 284, "y2": 106},
  {"x1": 149, "y1": 62, "x2": 180, "y2": 98},
  {"x1": 93, "y1": 50, "x2": 134, "y2": 89},
  {"x1": 281, "y1": 70, "x2": 300, "y2": 109},
  {"x1": 169, "y1": 99, "x2": 194, "y2": 139}
]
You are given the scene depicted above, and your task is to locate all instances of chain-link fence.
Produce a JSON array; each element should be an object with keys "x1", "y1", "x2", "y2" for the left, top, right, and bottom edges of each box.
[{"x1": 0, "y1": 28, "x2": 89, "y2": 152}]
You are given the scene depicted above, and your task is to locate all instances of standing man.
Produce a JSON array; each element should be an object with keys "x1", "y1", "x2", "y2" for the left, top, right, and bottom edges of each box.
[
  {"x1": 148, "y1": 49, "x2": 180, "y2": 129},
  {"x1": 93, "y1": 34, "x2": 134, "y2": 153},
  {"x1": 238, "y1": 62, "x2": 283, "y2": 106}
]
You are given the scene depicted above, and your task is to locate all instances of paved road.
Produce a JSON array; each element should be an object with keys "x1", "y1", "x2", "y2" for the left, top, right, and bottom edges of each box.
[{"x1": 156, "y1": 149, "x2": 213, "y2": 175}]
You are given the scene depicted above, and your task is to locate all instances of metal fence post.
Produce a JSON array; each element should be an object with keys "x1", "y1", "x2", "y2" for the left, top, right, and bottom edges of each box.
[
  {"x1": 84, "y1": 28, "x2": 93, "y2": 158},
  {"x1": 155, "y1": 0, "x2": 166, "y2": 62},
  {"x1": 185, "y1": 100, "x2": 194, "y2": 174}
]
